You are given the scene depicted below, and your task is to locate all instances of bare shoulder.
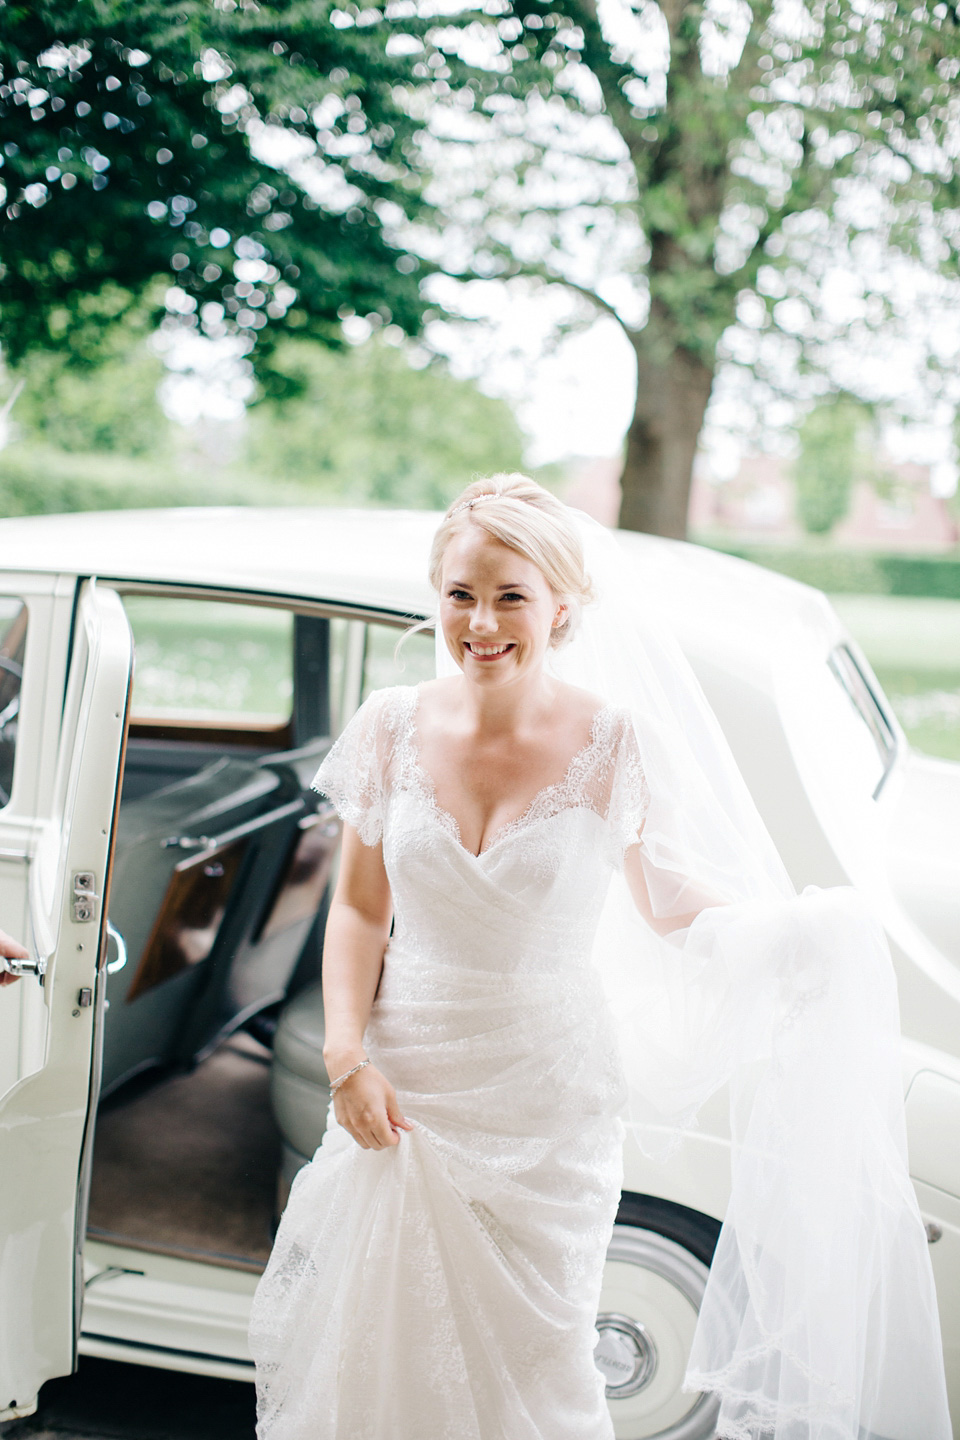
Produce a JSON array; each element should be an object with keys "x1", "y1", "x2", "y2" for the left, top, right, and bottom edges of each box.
[
  {"x1": 553, "y1": 682, "x2": 608, "y2": 727},
  {"x1": 413, "y1": 676, "x2": 462, "y2": 730},
  {"x1": 417, "y1": 676, "x2": 459, "y2": 702}
]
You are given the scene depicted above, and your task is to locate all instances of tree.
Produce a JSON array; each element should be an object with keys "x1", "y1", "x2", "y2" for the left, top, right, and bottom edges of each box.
[
  {"x1": 792, "y1": 397, "x2": 866, "y2": 536},
  {"x1": 0, "y1": 323, "x2": 527, "y2": 516},
  {"x1": 6, "y1": 297, "x2": 170, "y2": 455},
  {"x1": 0, "y1": 1, "x2": 434, "y2": 380},
  {"x1": 405, "y1": 0, "x2": 960, "y2": 536},
  {"x1": 244, "y1": 333, "x2": 527, "y2": 506}
]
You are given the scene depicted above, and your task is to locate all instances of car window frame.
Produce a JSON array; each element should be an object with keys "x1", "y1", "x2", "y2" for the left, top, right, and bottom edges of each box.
[
  {"x1": 827, "y1": 641, "x2": 900, "y2": 801},
  {"x1": 108, "y1": 582, "x2": 432, "y2": 746}
]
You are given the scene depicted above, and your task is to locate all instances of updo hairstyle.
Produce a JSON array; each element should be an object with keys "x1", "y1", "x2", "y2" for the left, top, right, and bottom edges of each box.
[{"x1": 430, "y1": 474, "x2": 595, "y2": 648}]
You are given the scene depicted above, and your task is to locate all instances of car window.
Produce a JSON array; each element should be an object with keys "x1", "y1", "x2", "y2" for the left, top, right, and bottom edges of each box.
[
  {"x1": 122, "y1": 596, "x2": 294, "y2": 726},
  {"x1": 362, "y1": 622, "x2": 435, "y2": 701},
  {"x1": 828, "y1": 643, "x2": 898, "y2": 798},
  {"x1": 0, "y1": 598, "x2": 26, "y2": 809}
]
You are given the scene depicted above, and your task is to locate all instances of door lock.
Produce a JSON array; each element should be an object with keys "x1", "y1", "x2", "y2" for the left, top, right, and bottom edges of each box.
[{"x1": 72, "y1": 872, "x2": 99, "y2": 924}]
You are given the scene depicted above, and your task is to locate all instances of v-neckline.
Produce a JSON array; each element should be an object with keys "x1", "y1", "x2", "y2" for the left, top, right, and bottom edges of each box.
[{"x1": 403, "y1": 686, "x2": 611, "y2": 860}]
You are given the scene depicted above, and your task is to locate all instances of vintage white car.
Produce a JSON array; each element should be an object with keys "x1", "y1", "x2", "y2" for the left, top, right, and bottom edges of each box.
[{"x1": 1, "y1": 506, "x2": 958, "y2": 1440}]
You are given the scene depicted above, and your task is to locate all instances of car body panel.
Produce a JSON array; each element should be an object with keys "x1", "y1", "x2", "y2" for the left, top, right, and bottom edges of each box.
[
  {"x1": 0, "y1": 582, "x2": 132, "y2": 1421},
  {"x1": 889, "y1": 753, "x2": 960, "y2": 971},
  {"x1": 0, "y1": 508, "x2": 437, "y2": 619}
]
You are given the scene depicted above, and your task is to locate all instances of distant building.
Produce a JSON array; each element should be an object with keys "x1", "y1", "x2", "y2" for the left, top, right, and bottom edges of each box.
[
  {"x1": 688, "y1": 452, "x2": 958, "y2": 551},
  {"x1": 688, "y1": 453, "x2": 798, "y2": 541},
  {"x1": 559, "y1": 455, "x2": 623, "y2": 527},
  {"x1": 560, "y1": 450, "x2": 958, "y2": 549},
  {"x1": 834, "y1": 461, "x2": 959, "y2": 552}
]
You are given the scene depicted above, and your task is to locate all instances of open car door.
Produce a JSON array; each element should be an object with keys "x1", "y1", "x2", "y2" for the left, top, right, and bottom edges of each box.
[{"x1": 0, "y1": 580, "x2": 132, "y2": 1420}]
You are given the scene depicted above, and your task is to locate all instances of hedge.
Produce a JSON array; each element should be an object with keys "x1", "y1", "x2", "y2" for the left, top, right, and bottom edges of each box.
[
  {"x1": 702, "y1": 541, "x2": 960, "y2": 599},
  {"x1": 0, "y1": 443, "x2": 380, "y2": 519}
]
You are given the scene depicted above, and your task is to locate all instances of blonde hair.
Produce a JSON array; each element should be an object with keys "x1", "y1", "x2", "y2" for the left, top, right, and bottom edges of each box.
[{"x1": 429, "y1": 474, "x2": 595, "y2": 648}]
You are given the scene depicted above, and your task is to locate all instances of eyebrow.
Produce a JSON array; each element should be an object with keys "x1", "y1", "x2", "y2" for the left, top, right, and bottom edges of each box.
[{"x1": 448, "y1": 581, "x2": 532, "y2": 591}]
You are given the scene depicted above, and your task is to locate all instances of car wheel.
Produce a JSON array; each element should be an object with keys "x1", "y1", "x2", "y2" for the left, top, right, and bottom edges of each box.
[{"x1": 596, "y1": 1193, "x2": 722, "y2": 1440}]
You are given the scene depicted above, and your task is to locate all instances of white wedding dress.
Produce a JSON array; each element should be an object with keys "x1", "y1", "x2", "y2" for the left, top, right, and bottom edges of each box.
[{"x1": 248, "y1": 683, "x2": 649, "y2": 1440}]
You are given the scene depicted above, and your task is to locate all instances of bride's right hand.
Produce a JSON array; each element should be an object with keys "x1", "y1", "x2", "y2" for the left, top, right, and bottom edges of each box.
[{"x1": 332, "y1": 1063, "x2": 413, "y2": 1150}]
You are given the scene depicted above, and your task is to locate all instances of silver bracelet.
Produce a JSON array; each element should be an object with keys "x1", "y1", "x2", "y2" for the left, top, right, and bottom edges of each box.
[{"x1": 329, "y1": 1058, "x2": 370, "y2": 1094}]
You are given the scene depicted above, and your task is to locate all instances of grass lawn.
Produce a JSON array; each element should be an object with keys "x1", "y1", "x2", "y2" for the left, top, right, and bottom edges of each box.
[
  {"x1": 122, "y1": 597, "x2": 295, "y2": 722},
  {"x1": 829, "y1": 595, "x2": 960, "y2": 762}
]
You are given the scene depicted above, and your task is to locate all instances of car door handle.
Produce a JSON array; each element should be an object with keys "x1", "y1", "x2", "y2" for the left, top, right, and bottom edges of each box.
[
  {"x1": 1, "y1": 951, "x2": 49, "y2": 983},
  {"x1": 105, "y1": 920, "x2": 127, "y2": 975}
]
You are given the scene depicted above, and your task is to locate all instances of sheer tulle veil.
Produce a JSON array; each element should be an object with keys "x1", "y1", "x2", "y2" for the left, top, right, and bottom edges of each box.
[{"x1": 433, "y1": 504, "x2": 951, "y2": 1440}]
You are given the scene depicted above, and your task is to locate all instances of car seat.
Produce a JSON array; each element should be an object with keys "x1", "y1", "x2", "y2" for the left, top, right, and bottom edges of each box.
[{"x1": 269, "y1": 980, "x2": 331, "y2": 1210}]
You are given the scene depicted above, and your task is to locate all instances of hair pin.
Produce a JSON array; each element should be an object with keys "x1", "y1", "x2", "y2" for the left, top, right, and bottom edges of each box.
[{"x1": 449, "y1": 488, "x2": 506, "y2": 519}]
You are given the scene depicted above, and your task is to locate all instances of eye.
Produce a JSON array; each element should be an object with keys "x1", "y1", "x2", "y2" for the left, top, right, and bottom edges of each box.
[
  {"x1": 500, "y1": 592, "x2": 526, "y2": 604},
  {"x1": 447, "y1": 588, "x2": 473, "y2": 601}
]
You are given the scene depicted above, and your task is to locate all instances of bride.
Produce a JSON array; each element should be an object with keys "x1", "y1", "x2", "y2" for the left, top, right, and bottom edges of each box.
[{"x1": 249, "y1": 475, "x2": 950, "y2": 1439}]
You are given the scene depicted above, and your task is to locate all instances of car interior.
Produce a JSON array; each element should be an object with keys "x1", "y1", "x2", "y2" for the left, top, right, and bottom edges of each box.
[{"x1": 85, "y1": 590, "x2": 434, "y2": 1274}]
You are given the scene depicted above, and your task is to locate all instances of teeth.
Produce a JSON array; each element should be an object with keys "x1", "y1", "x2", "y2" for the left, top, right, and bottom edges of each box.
[{"x1": 468, "y1": 643, "x2": 511, "y2": 656}]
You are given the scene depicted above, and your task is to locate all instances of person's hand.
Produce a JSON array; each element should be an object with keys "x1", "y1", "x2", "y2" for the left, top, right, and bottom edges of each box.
[
  {"x1": 333, "y1": 1063, "x2": 413, "y2": 1150},
  {"x1": 0, "y1": 927, "x2": 28, "y2": 987}
]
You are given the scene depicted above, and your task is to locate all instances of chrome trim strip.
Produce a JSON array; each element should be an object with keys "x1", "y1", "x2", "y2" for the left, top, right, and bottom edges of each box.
[
  {"x1": 80, "y1": 1331, "x2": 256, "y2": 1368},
  {"x1": 827, "y1": 643, "x2": 900, "y2": 802},
  {"x1": 100, "y1": 578, "x2": 432, "y2": 633}
]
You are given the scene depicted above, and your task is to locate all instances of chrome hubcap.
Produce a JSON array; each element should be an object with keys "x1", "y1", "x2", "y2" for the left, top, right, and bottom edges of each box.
[
  {"x1": 597, "y1": 1224, "x2": 721, "y2": 1440},
  {"x1": 595, "y1": 1311, "x2": 658, "y2": 1397}
]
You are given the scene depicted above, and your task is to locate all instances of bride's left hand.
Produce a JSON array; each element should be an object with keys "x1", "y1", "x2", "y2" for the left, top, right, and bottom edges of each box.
[{"x1": 333, "y1": 1063, "x2": 414, "y2": 1150}]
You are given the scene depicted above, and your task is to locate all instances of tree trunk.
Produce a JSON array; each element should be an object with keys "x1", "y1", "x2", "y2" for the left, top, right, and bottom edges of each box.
[{"x1": 618, "y1": 338, "x2": 715, "y2": 539}]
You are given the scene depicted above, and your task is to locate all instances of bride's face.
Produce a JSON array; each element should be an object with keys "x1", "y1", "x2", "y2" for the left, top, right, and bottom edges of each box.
[{"x1": 439, "y1": 526, "x2": 565, "y2": 685}]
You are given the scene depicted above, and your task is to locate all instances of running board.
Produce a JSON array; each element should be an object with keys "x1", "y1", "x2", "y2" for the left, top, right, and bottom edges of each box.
[
  {"x1": 82, "y1": 1239, "x2": 257, "y2": 1381},
  {"x1": 79, "y1": 1332, "x2": 255, "y2": 1383}
]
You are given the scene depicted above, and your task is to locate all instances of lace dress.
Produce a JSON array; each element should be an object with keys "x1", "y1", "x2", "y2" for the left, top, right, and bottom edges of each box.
[{"x1": 248, "y1": 683, "x2": 649, "y2": 1440}]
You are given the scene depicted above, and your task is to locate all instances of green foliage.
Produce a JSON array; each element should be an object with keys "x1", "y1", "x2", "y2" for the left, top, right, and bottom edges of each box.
[
  {"x1": 244, "y1": 335, "x2": 527, "y2": 507},
  {"x1": 0, "y1": 443, "x2": 245, "y2": 516},
  {"x1": 0, "y1": 437, "x2": 365, "y2": 516},
  {"x1": 7, "y1": 312, "x2": 169, "y2": 455},
  {"x1": 792, "y1": 400, "x2": 872, "y2": 537},
  {"x1": 0, "y1": 1, "x2": 433, "y2": 373},
  {"x1": 875, "y1": 555, "x2": 960, "y2": 602},
  {"x1": 0, "y1": 331, "x2": 528, "y2": 515},
  {"x1": 703, "y1": 543, "x2": 960, "y2": 600}
]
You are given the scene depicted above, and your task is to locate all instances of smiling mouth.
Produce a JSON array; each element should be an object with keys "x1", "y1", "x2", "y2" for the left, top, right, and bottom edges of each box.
[{"x1": 465, "y1": 642, "x2": 516, "y2": 658}]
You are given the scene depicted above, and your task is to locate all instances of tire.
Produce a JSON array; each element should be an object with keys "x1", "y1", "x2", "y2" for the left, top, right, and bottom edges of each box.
[{"x1": 596, "y1": 1193, "x2": 722, "y2": 1440}]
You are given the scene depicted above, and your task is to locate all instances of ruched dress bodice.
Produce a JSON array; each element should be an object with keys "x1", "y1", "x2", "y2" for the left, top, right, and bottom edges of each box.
[{"x1": 249, "y1": 684, "x2": 649, "y2": 1440}]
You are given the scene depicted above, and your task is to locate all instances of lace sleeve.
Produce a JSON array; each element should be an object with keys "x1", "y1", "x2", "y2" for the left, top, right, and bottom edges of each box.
[
  {"x1": 310, "y1": 687, "x2": 399, "y2": 846},
  {"x1": 605, "y1": 713, "x2": 651, "y2": 866}
]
